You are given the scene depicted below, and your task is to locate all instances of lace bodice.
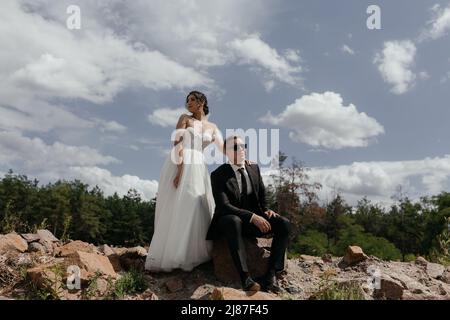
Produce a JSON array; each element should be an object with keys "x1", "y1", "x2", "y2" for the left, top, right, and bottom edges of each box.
[{"x1": 182, "y1": 126, "x2": 215, "y2": 150}]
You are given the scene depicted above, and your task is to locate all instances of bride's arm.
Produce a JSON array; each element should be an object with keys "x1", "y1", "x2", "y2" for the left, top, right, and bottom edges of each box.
[
  {"x1": 212, "y1": 124, "x2": 224, "y2": 154},
  {"x1": 171, "y1": 114, "x2": 188, "y2": 188}
]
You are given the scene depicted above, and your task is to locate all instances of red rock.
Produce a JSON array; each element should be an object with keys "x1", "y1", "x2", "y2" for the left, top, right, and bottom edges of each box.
[
  {"x1": 56, "y1": 240, "x2": 99, "y2": 257},
  {"x1": 374, "y1": 275, "x2": 404, "y2": 300},
  {"x1": 0, "y1": 233, "x2": 28, "y2": 253},
  {"x1": 64, "y1": 251, "x2": 117, "y2": 278},
  {"x1": 212, "y1": 238, "x2": 276, "y2": 282},
  {"x1": 341, "y1": 246, "x2": 368, "y2": 267}
]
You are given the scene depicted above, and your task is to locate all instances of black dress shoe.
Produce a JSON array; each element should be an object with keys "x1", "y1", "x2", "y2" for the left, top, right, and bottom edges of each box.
[
  {"x1": 264, "y1": 271, "x2": 282, "y2": 293},
  {"x1": 242, "y1": 277, "x2": 261, "y2": 292}
]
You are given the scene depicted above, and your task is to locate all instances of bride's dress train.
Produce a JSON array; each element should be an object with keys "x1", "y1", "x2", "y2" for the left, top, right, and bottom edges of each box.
[{"x1": 145, "y1": 125, "x2": 217, "y2": 272}]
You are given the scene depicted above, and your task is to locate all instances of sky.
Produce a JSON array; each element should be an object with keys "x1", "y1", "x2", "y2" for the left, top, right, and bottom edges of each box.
[{"x1": 1, "y1": 0, "x2": 450, "y2": 206}]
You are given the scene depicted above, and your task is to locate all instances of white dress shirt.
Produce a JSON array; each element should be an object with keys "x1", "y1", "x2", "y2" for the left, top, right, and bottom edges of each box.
[{"x1": 229, "y1": 163, "x2": 253, "y2": 195}]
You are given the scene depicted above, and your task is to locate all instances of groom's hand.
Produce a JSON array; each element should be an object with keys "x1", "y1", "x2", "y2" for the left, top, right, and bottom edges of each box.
[
  {"x1": 264, "y1": 209, "x2": 280, "y2": 219},
  {"x1": 252, "y1": 215, "x2": 271, "y2": 233}
]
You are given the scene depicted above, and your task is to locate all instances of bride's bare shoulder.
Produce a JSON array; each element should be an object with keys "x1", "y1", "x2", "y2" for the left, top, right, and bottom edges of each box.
[
  {"x1": 178, "y1": 113, "x2": 190, "y2": 121},
  {"x1": 175, "y1": 114, "x2": 190, "y2": 128}
]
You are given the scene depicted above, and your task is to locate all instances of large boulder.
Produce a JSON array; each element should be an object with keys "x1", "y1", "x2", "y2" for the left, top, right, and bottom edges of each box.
[
  {"x1": 64, "y1": 251, "x2": 117, "y2": 279},
  {"x1": 0, "y1": 233, "x2": 28, "y2": 254},
  {"x1": 21, "y1": 233, "x2": 40, "y2": 243},
  {"x1": 212, "y1": 237, "x2": 277, "y2": 283},
  {"x1": 37, "y1": 230, "x2": 59, "y2": 243},
  {"x1": 339, "y1": 246, "x2": 368, "y2": 268},
  {"x1": 118, "y1": 246, "x2": 147, "y2": 271},
  {"x1": 28, "y1": 242, "x2": 46, "y2": 254},
  {"x1": 27, "y1": 262, "x2": 61, "y2": 286},
  {"x1": 98, "y1": 244, "x2": 115, "y2": 256},
  {"x1": 19, "y1": 230, "x2": 59, "y2": 255},
  {"x1": 190, "y1": 284, "x2": 216, "y2": 300},
  {"x1": 98, "y1": 245, "x2": 122, "y2": 272},
  {"x1": 373, "y1": 274, "x2": 404, "y2": 300},
  {"x1": 426, "y1": 263, "x2": 445, "y2": 279},
  {"x1": 27, "y1": 260, "x2": 66, "y2": 299},
  {"x1": 415, "y1": 256, "x2": 428, "y2": 266},
  {"x1": 441, "y1": 268, "x2": 450, "y2": 284},
  {"x1": 56, "y1": 240, "x2": 100, "y2": 257}
]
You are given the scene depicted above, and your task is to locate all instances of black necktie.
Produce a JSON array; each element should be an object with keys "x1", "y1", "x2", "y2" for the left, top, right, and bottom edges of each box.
[{"x1": 238, "y1": 168, "x2": 248, "y2": 202}]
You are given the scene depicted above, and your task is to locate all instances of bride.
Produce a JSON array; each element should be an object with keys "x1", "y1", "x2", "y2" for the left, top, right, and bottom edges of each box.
[{"x1": 145, "y1": 91, "x2": 223, "y2": 272}]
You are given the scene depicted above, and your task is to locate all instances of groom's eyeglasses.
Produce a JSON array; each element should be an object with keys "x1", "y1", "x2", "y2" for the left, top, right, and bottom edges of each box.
[{"x1": 227, "y1": 143, "x2": 247, "y2": 151}]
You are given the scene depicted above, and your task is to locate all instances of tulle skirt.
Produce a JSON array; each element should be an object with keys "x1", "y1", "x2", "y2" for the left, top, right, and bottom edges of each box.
[{"x1": 145, "y1": 149, "x2": 215, "y2": 272}]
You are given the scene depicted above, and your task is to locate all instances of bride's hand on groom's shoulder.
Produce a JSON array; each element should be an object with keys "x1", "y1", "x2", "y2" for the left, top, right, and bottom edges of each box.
[{"x1": 245, "y1": 159, "x2": 256, "y2": 165}]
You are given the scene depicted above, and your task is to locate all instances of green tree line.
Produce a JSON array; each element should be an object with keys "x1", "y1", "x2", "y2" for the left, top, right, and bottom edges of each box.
[
  {"x1": 265, "y1": 153, "x2": 450, "y2": 265},
  {"x1": 1, "y1": 154, "x2": 450, "y2": 266},
  {"x1": 0, "y1": 170, "x2": 155, "y2": 246}
]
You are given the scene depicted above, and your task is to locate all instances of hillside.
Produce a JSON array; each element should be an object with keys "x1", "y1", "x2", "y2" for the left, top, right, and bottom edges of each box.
[{"x1": 1, "y1": 230, "x2": 450, "y2": 300}]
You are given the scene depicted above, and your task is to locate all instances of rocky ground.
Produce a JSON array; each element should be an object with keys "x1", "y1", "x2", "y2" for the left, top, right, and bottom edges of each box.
[{"x1": 1, "y1": 230, "x2": 450, "y2": 300}]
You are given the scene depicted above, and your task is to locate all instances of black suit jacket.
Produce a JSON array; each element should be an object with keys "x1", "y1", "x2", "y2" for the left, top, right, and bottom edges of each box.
[{"x1": 206, "y1": 162, "x2": 268, "y2": 240}]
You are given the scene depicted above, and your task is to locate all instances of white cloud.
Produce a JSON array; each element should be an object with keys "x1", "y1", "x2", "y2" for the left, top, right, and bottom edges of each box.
[
  {"x1": 260, "y1": 92, "x2": 384, "y2": 149},
  {"x1": 0, "y1": 0, "x2": 301, "y2": 138},
  {"x1": 0, "y1": 0, "x2": 214, "y2": 136},
  {"x1": 66, "y1": 167, "x2": 159, "y2": 200},
  {"x1": 148, "y1": 108, "x2": 187, "y2": 128},
  {"x1": 0, "y1": 131, "x2": 118, "y2": 171},
  {"x1": 94, "y1": 119, "x2": 127, "y2": 133},
  {"x1": 261, "y1": 155, "x2": 450, "y2": 206},
  {"x1": 422, "y1": 3, "x2": 450, "y2": 40},
  {"x1": 0, "y1": 0, "x2": 212, "y2": 103},
  {"x1": 16, "y1": 0, "x2": 283, "y2": 86},
  {"x1": 263, "y1": 80, "x2": 276, "y2": 92},
  {"x1": 374, "y1": 40, "x2": 417, "y2": 95},
  {"x1": 0, "y1": 130, "x2": 158, "y2": 200},
  {"x1": 227, "y1": 34, "x2": 303, "y2": 90},
  {"x1": 341, "y1": 44, "x2": 355, "y2": 55},
  {"x1": 284, "y1": 49, "x2": 302, "y2": 62},
  {"x1": 309, "y1": 155, "x2": 450, "y2": 206}
]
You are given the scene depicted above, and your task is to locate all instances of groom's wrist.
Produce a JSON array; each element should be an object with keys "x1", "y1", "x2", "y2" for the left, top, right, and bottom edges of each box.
[{"x1": 249, "y1": 214, "x2": 256, "y2": 223}]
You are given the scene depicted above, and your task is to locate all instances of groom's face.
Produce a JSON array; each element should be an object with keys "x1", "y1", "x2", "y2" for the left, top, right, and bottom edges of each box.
[{"x1": 226, "y1": 137, "x2": 246, "y2": 165}]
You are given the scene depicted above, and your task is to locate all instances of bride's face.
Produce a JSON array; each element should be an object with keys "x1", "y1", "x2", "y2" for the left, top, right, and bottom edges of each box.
[{"x1": 186, "y1": 95, "x2": 203, "y2": 114}]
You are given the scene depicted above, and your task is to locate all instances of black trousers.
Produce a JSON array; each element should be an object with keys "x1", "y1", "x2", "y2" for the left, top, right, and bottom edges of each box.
[{"x1": 217, "y1": 213, "x2": 290, "y2": 281}]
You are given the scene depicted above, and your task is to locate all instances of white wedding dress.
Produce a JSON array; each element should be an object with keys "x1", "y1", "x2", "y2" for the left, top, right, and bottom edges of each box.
[{"x1": 145, "y1": 124, "x2": 219, "y2": 272}]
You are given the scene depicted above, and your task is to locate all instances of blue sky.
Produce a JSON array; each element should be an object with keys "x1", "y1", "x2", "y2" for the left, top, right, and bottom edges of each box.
[{"x1": 1, "y1": 0, "x2": 450, "y2": 205}]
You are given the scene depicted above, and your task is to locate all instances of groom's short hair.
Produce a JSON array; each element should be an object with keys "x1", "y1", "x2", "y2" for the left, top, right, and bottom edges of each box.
[{"x1": 223, "y1": 135, "x2": 241, "y2": 151}]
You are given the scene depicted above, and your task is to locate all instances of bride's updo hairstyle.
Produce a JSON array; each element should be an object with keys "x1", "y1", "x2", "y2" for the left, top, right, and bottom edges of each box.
[{"x1": 186, "y1": 91, "x2": 209, "y2": 115}]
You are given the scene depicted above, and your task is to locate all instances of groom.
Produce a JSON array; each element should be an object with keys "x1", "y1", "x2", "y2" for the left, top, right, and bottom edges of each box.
[{"x1": 206, "y1": 135, "x2": 290, "y2": 292}]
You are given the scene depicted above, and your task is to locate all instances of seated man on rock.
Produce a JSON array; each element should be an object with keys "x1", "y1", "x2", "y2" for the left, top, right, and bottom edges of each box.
[{"x1": 206, "y1": 135, "x2": 291, "y2": 292}]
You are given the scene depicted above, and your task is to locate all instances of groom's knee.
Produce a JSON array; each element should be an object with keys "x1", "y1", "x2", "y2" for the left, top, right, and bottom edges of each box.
[
  {"x1": 272, "y1": 216, "x2": 291, "y2": 236},
  {"x1": 218, "y1": 215, "x2": 243, "y2": 235}
]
